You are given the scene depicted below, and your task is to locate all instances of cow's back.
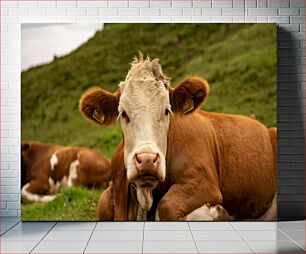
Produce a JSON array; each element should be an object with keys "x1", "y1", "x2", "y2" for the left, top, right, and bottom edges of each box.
[
  {"x1": 51, "y1": 147, "x2": 79, "y2": 184},
  {"x1": 76, "y1": 148, "x2": 111, "y2": 187},
  {"x1": 199, "y1": 111, "x2": 276, "y2": 219}
]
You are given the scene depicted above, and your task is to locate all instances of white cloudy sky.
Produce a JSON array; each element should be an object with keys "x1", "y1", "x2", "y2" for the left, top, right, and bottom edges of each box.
[{"x1": 21, "y1": 24, "x2": 103, "y2": 71}]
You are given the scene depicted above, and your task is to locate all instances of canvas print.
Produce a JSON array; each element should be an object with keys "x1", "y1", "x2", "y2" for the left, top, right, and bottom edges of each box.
[{"x1": 21, "y1": 23, "x2": 276, "y2": 221}]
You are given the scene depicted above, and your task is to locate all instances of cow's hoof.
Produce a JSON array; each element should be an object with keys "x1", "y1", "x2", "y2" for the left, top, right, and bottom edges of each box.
[
  {"x1": 186, "y1": 204, "x2": 212, "y2": 221},
  {"x1": 186, "y1": 204, "x2": 230, "y2": 221},
  {"x1": 209, "y1": 204, "x2": 230, "y2": 220}
]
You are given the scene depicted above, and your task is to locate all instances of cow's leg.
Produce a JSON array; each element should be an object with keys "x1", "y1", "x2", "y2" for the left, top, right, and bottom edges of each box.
[
  {"x1": 21, "y1": 180, "x2": 55, "y2": 203},
  {"x1": 97, "y1": 182, "x2": 114, "y2": 221},
  {"x1": 156, "y1": 182, "x2": 222, "y2": 221},
  {"x1": 186, "y1": 204, "x2": 230, "y2": 221},
  {"x1": 257, "y1": 193, "x2": 277, "y2": 221}
]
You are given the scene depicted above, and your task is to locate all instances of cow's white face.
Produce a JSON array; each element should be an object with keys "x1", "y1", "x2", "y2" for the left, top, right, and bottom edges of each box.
[
  {"x1": 80, "y1": 56, "x2": 209, "y2": 211},
  {"x1": 118, "y1": 61, "x2": 171, "y2": 210}
]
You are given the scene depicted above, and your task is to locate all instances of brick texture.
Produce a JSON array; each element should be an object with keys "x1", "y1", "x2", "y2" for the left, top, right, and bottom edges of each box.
[{"x1": 0, "y1": 0, "x2": 304, "y2": 220}]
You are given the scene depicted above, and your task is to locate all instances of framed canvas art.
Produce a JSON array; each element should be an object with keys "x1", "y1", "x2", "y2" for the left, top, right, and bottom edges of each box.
[{"x1": 21, "y1": 23, "x2": 276, "y2": 221}]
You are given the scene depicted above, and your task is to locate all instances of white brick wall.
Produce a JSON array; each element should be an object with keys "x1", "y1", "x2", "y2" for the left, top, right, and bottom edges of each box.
[{"x1": 0, "y1": 0, "x2": 305, "y2": 218}]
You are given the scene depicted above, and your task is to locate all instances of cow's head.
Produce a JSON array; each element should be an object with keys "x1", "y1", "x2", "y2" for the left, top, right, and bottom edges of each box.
[
  {"x1": 21, "y1": 141, "x2": 31, "y2": 166},
  {"x1": 80, "y1": 56, "x2": 209, "y2": 211}
]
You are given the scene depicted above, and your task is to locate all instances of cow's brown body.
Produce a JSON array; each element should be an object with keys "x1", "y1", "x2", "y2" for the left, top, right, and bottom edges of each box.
[
  {"x1": 21, "y1": 141, "x2": 111, "y2": 203},
  {"x1": 98, "y1": 110, "x2": 276, "y2": 221},
  {"x1": 79, "y1": 56, "x2": 275, "y2": 221}
]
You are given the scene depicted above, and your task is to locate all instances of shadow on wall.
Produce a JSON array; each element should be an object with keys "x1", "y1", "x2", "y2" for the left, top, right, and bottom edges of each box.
[{"x1": 277, "y1": 27, "x2": 305, "y2": 220}]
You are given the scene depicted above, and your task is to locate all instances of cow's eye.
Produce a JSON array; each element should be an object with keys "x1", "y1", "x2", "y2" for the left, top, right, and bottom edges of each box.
[{"x1": 121, "y1": 111, "x2": 130, "y2": 123}]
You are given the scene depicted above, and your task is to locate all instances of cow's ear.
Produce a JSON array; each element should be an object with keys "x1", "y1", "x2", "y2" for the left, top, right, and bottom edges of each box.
[
  {"x1": 79, "y1": 87, "x2": 120, "y2": 125},
  {"x1": 21, "y1": 142, "x2": 31, "y2": 152},
  {"x1": 169, "y1": 76, "x2": 209, "y2": 114}
]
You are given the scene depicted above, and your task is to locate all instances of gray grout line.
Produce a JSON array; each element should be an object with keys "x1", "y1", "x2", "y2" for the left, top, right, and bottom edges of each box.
[
  {"x1": 29, "y1": 222, "x2": 57, "y2": 254},
  {"x1": 83, "y1": 222, "x2": 97, "y2": 254},
  {"x1": 135, "y1": 229, "x2": 191, "y2": 231},
  {"x1": 276, "y1": 227, "x2": 305, "y2": 251},
  {"x1": 229, "y1": 221, "x2": 237, "y2": 230},
  {"x1": 0, "y1": 221, "x2": 20, "y2": 236},
  {"x1": 187, "y1": 222, "x2": 200, "y2": 254},
  {"x1": 230, "y1": 224, "x2": 256, "y2": 254},
  {"x1": 230, "y1": 221, "x2": 240, "y2": 231},
  {"x1": 142, "y1": 222, "x2": 145, "y2": 254},
  {"x1": 268, "y1": 221, "x2": 277, "y2": 229}
]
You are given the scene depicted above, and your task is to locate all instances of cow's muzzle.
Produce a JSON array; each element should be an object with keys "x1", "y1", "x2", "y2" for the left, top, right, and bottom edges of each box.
[
  {"x1": 132, "y1": 152, "x2": 162, "y2": 211},
  {"x1": 134, "y1": 152, "x2": 162, "y2": 180}
]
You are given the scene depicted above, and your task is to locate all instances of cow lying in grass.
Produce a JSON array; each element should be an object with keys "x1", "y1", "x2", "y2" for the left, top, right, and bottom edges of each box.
[
  {"x1": 21, "y1": 141, "x2": 111, "y2": 203},
  {"x1": 80, "y1": 56, "x2": 276, "y2": 221}
]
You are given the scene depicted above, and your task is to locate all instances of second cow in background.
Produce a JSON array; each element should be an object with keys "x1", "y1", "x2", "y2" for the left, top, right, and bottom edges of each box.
[{"x1": 21, "y1": 141, "x2": 111, "y2": 203}]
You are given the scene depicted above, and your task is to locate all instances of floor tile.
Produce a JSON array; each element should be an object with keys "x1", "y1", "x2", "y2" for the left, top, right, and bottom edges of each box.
[
  {"x1": 295, "y1": 240, "x2": 306, "y2": 250},
  {"x1": 11, "y1": 222, "x2": 55, "y2": 231},
  {"x1": 1, "y1": 224, "x2": 16, "y2": 234},
  {"x1": 1, "y1": 221, "x2": 20, "y2": 228},
  {"x1": 52, "y1": 222, "x2": 96, "y2": 231},
  {"x1": 0, "y1": 241, "x2": 37, "y2": 253},
  {"x1": 189, "y1": 222, "x2": 234, "y2": 231},
  {"x1": 277, "y1": 221, "x2": 305, "y2": 231},
  {"x1": 196, "y1": 241, "x2": 253, "y2": 253},
  {"x1": 144, "y1": 230, "x2": 193, "y2": 241},
  {"x1": 231, "y1": 221, "x2": 276, "y2": 230},
  {"x1": 144, "y1": 222, "x2": 189, "y2": 230},
  {"x1": 32, "y1": 241, "x2": 87, "y2": 253},
  {"x1": 95, "y1": 222, "x2": 143, "y2": 231},
  {"x1": 268, "y1": 222, "x2": 277, "y2": 229},
  {"x1": 282, "y1": 230, "x2": 305, "y2": 249},
  {"x1": 2, "y1": 217, "x2": 21, "y2": 223},
  {"x1": 1, "y1": 229, "x2": 7, "y2": 235},
  {"x1": 239, "y1": 230, "x2": 290, "y2": 241},
  {"x1": 295, "y1": 240, "x2": 305, "y2": 250},
  {"x1": 85, "y1": 241, "x2": 142, "y2": 253},
  {"x1": 143, "y1": 241, "x2": 198, "y2": 253},
  {"x1": 282, "y1": 230, "x2": 305, "y2": 241},
  {"x1": 42, "y1": 230, "x2": 92, "y2": 242},
  {"x1": 192, "y1": 230, "x2": 243, "y2": 241},
  {"x1": 1, "y1": 222, "x2": 20, "y2": 234},
  {"x1": 90, "y1": 230, "x2": 143, "y2": 241},
  {"x1": 0, "y1": 230, "x2": 47, "y2": 242},
  {"x1": 249, "y1": 240, "x2": 304, "y2": 253}
]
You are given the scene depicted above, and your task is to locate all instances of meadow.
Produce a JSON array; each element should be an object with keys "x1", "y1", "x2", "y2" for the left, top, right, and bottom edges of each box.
[{"x1": 21, "y1": 23, "x2": 276, "y2": 221}]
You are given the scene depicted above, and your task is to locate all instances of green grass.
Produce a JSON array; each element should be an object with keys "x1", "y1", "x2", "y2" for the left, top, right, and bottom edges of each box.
[
  {"x1": 21, "y1": 23, "x2": 276, "y2": 220},
  {"x1": 22, "y1": 187, "x2": 104, "y2": 221}
]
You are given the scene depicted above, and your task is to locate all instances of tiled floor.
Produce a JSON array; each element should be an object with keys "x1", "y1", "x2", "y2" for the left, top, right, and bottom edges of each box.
[{"x1": 0, "y1": 218, "x2": 304, "y2": 253}]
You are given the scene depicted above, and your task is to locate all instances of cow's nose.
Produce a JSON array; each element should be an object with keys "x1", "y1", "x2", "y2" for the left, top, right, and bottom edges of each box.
[{"x1": 135, "y1": 153, "x2": 160, "y2": 173}]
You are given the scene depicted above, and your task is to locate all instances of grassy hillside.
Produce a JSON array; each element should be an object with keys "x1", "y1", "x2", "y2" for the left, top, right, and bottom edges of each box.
[
  {"x1": 22, "y1": 187, "x2": 102, "y2": 221},
  {"x1": 22, "y1": 23, "x2": 276, "y2": 159},
  {"x1": 21, "y1": 24, "x2": 276, "y2": 221}
]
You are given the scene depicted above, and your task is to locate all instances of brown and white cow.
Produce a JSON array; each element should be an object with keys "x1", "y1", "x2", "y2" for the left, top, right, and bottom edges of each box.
[
  {"x1": 21, "y1": 141, "x2": 111, "y2": 203},
  {"x1": 80, "y1": 56, "x2": 276, "y2": 221}
]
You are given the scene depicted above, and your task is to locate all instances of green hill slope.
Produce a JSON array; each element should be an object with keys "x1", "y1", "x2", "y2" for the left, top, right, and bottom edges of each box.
[{"x1": 22, "y1": 23, "x2": 276, "y2": 158}]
